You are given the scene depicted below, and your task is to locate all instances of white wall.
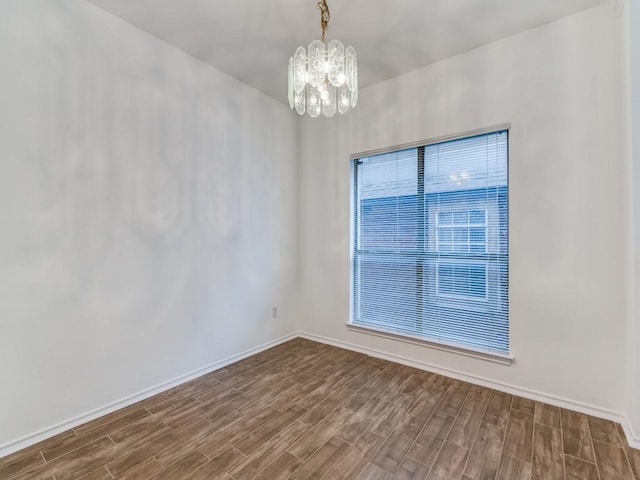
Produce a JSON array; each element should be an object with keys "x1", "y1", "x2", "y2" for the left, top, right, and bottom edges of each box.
[
  {"x1": 628, "y1": 0, "x2": 640, "y2": 440},
  {"x1": 1, "y1": 0, "x2": 635, "y2": 456},
  {"x1": 299, "y1": 6, "x2": 628, "y2": 415},
  {"x1": 0, "y1": 0, "x2": 298, "y2": 450}
]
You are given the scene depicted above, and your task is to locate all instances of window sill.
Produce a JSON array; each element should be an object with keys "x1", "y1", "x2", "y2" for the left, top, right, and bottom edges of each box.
[{"x1": 345, "y1": 323, "x2": 514, "y2": 366}]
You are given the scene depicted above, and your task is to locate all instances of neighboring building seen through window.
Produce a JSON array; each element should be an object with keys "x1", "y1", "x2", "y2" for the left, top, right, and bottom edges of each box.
[
  {"x1": 351, "y1": 130, "x2": 509, "y2": 355},
  {"x1": 436, "y1": 209, "x2": 488, "y2": 300}
]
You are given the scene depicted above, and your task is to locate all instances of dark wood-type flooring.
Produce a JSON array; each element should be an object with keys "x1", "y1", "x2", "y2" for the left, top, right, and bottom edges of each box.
[{"x1": 2, "y1": 338, "x2": 640, "y2": 480}]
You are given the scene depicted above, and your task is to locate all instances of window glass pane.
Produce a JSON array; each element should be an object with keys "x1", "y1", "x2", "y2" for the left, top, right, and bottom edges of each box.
[
  {"x1": 439, "y1": 243, "x2": 452, "y2": 252},
  {"x1": 453, "y1": 244, "x2": 468, "y2": 253},
  {"x1": 453, "y1": 228, "x2": 468, "y2": 242},
  {"x1": 438, "y1": 264, "x2": 454, "y2": 295},
  {"x1": 455, "y1": 265, "x2": 471, "y2": 293},
  {"x1": 469, "y1": 265, "x2": 487, "y2": 297},
  {"x1": 438, "y1": 229, "x2": 452, "y2": 243},
  {"x1": 438, "y1": 212, "x2": 452, "y2": 225},
  {"x1": 470, "y1": 210, "x2": 486, "y2": 224},
  {"x1": 352, "y1": 130, "x2": 509, "y2": 355},
  {"x1": 357, "y1": 254, "x2": 418, "y2": 329},
  {"x1": 453, "y1": 211, "x2": 468, "y2": 224},
  {"x1": 470, "y1": 228, "x2": 485, "y2": 242},
  {"x1": 437, "y1": 263, "x2": 487, "y2": 298},
  {"x1": 358, "y1": 149, "x2": 418, "y2": 250}
]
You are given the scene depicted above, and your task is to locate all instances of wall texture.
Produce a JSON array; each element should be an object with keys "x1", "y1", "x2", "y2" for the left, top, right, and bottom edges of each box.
[
  {"x1": 628, "y1": 0, "x2": 640, "y2": 441},
  {"x1": 0, "y1": 0, "x2": 298, "y2": 451},
  {"x1": 298, "y1": 6, "x2": 628, "y2": 417}
]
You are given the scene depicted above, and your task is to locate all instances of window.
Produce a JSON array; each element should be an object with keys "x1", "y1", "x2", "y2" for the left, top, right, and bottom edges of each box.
[
  {"x1": 351, "y1": 129, "x2": 509, "y2": 356},
  {"x1": 436, "y1": 209, "x2": 487, "y2": 300},
  {"x1": 437, "y1": 262, "x2": 487, "y2": 300},
  {"x1": 436, "y1": 210, "x2": 487, "y2": 254}
]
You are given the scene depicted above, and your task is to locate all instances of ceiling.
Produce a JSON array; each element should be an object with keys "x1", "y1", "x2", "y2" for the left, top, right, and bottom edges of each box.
[{"x1": 85, "y1": 0, "x2": 601, "y2": 105}]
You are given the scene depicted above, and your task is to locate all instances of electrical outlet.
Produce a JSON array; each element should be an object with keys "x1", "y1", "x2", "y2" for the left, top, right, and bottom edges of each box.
[{"x1": 272, "y1": 307, "x2": 278, "y2": 318}]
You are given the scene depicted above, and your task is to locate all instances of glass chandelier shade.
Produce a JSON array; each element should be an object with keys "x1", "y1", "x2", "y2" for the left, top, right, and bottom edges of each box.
[{"x1": 287, "y1": 1, "x2": 358, "y2": 117}]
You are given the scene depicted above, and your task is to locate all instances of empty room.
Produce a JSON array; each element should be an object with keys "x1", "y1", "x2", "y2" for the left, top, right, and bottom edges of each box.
[{"x1": 2, "y1": 0, "x2": 640, "y2": 479}]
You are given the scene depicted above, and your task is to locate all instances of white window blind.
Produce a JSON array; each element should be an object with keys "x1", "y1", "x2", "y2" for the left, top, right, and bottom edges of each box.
[{"x1": 351, "y1": 130, "x2": 509, "y2": 355}]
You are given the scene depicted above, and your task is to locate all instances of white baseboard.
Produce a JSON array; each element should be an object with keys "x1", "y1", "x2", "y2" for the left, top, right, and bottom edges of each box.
[
  {"x1": 0, "y1": 332, "x2": 297, "y2": 459},
  {"x1": 3, "y1": 330, "x2": 639, "y2": 460},
  {"x1": 621, "y1": 415, "x2": 640, "y2": 449},
  {"x1": 298, "y1": 331, "x2": 640, "y2": 449}
]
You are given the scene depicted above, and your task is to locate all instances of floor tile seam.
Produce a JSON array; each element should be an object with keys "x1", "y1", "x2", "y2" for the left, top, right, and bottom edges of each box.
[
  {"x1": 375, "y1": 405, "x2": 442, "y2": 476},
  {"x1": 528, "y1": 405, "x2": 536, "y2": 477},
  {"x1": 193, "y1": 413, "x2": 215, "y2": 427},
  {"x1": 6, "y1": 467, "x2": 22, "y2": 480},
  {"x1": 284, "y1": 408, "x2": 367, "y2": 476},
  {"x1": 248, "y1": 354, "x2": 311, "y2": 374},
  {"x1": 298, "y1": 437, "x2": 353, "y2": 480},
  {"x1": 0, "y1": 445, "x2": 44, "y2": 471},
  {"x1": 403, "y1": 394, "x2": 422, "y2": 421},
  {"x1": 457, "y1": 391, "x2": 493, "y2": 476},
  {"x1": 314, "y1": 455, "x2": 349, "y2": 480},
  {"x1": 368, "y1": 422, "x2": 407, "y2": 474},
  {"x1": 422, "y1": 371, "x2": 438, "y2": 389},
  {"x1": 500, "y1": 451, "x2": 530, "y2": 464},
  {"x1": 558, "y1": 417, "x2": 569, "y2": 480},
  {"x1": 533, "y1": 402, "x2": 562, "y2": 428},
  {"x1": 531, "y1": 418, "x2": 566, "y2": 479},
  {"x1": 563, "y1": 452, "x2": 598, "y2": 465},
  {"x1": 106, "y1": 435, "x2": 117, "y2": 447},
  {"x1": 481, "y1": 408, "x2": 508, "y2": 480},
  {"x1": 74, "y1": 407, "x2": 155, "y2": 439},
  {"x1": 401, "y1": 403, "x2": 443, "y2": 469},
  {"x1": 423, "y1": 439, "x2": 461, "y2": 480},
  {"x1": 593, "y1": 437, "x2": 638, "y2": 479},
  {"x1": 103, "y1": 464, "x2": 115, "y2": 479},
  {"x1": 433, "y1": 378, "x2": 464, "y2": 421},
  {"x1": 231, "y1": 426, "x2": 286, "y2": 457},
  {"x1": 143, "y1": 407, "x2": 155, "y2": 417},
  {"x1": 304, "y1": 402, "x2": 346, "y2": 429},
  {"x1": 619, "y1": 435, "x2": 640, "y2": 480},
  {"x1": 330, "y1": 426, "x2": 358, "y2": 447},
  {"x1": 511, "y1": 404, "x2": 535, "y2": 415},
  {"x1": 585, "y1": 418, "x2": 607, "y2": 480},
  {"x1": 295, "y1": 392, "x2": 338, "y2": 415},
  {"x1": 280, "y1": 449, "x2": 305, "y2": 479},
  {"x1": 229, "y1": 406, "x2": 309, "y2": 456},
  {"x1": 196, "y1": 446, "x2": 213, "y2": 462},
  {"x1": 589, "y1": 432, "x2": 625, "y2": 449},
  {"x1": 558, "y1": 415, "x2": 592, "y2": 461},
  {"x1": 229, "y1": 440, "x2": 288, "y2": 480},
  {"x1": 452, "y1": 383, "x2": 475, "y2": 419},
  {"x1": 479, "y1": 390, "x2": 509, "y2": 430},
  {"x1": 40, "y1": 433, "x2": 113, "y2": 464},
  {"x1": 493, "y1": 394, "x2": 515, "y2": 480},
  {"x1": 558, "y1": 410, "x2": 568, "y2": 480}
]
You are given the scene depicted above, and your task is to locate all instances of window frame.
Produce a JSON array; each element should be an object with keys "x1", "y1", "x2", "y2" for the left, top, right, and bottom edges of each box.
[
  {"x1": 435, "y1": 209, "x2": 488, "y2": 254},
  {"x1": 348, "y1": 123, "x2": 512, "y2": 364}
]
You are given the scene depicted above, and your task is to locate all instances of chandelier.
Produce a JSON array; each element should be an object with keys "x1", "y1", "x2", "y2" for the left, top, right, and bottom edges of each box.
[{"x1": 288, "y1": 0, "x2": 358, "y2": 117}]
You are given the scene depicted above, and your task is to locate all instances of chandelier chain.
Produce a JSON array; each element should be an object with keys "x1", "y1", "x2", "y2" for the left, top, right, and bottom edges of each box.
[{"x1": 317, "y1": 0, "x2": 330, "y2": 43}]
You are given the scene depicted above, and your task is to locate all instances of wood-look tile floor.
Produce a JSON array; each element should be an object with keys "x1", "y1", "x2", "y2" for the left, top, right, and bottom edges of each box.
[{"x1": 2, "y1": 338, "x2": 640, "y2": 480}]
